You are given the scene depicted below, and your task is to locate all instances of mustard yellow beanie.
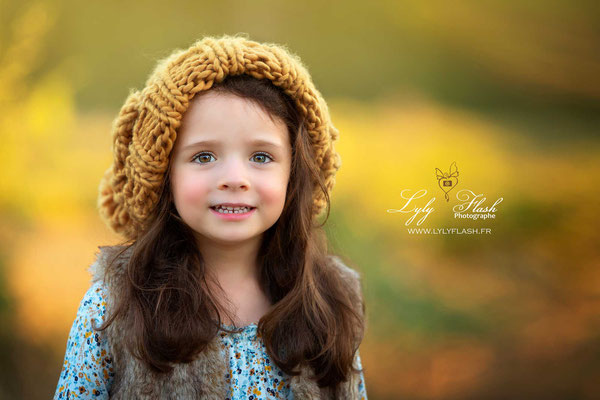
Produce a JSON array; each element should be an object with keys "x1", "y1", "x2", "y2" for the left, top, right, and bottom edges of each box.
[{"x1": 97, "y1": 34, "x2": 342, "y2": 240}]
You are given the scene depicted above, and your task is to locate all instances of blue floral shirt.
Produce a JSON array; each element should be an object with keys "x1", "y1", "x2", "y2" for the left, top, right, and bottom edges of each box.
[{"x1": 54, "y1": 281, "x2": 368, "y2": 399}]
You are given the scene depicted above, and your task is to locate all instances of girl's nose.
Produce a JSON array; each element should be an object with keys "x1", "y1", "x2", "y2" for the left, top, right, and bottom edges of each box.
[{"x1": 217, "y1": 158, "x2": 251, "y2": 190}]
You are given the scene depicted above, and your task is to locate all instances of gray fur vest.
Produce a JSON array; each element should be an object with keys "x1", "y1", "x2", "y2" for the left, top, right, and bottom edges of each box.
[{"x1": 88, "y1": 245, "x2": 364, "y2": 399}]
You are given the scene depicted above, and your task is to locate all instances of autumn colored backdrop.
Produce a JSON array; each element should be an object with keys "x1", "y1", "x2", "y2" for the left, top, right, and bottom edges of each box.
[{"x1": 0, "y1": 1, "x2": 598, "y2": 399}]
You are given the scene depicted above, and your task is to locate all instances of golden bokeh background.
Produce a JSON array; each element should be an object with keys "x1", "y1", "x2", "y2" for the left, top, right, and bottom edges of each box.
[{"x1": 0, "y1": 1, "x2": 599, "y2": 399}]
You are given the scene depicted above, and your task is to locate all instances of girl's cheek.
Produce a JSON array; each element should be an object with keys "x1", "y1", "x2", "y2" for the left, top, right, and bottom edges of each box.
[
  {"x1": 258, "y1": 175, "x2": 288, "y2": 205},
  {"x1": 184, "y1": 179, "x2": 209, "y2": 203},
  {"x1": 174, "y1": 172, "x2": 209, "y2": 204}
]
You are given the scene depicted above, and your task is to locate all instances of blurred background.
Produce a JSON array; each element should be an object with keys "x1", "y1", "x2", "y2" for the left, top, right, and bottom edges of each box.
[{"x1": 1, "y1": 0, "x2": 599, "y2": 399}]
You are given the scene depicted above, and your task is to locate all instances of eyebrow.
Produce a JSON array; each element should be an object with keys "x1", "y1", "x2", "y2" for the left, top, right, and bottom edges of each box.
[{"x1": 181, "y1": 139, "x2": 284, "y2": 151}]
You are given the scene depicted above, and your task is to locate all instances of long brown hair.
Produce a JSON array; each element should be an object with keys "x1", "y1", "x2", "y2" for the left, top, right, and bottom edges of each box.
[{"x1": 94, "y1": 74, "x2": 365, "y2": 393}]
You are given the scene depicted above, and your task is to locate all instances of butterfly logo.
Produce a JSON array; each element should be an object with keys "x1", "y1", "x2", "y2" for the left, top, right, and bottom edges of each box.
[{"x1": 435, "y1": 161, "x2": 459, "y2": 202}]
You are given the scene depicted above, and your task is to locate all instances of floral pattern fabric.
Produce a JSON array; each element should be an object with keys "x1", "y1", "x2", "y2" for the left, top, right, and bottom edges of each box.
[{"x1": 54, "y1": 282, "x2": 368, "y2": 399}]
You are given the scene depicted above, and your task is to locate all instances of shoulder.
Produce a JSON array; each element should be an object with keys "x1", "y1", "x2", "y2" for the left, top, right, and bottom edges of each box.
[
  {"x1": 326, "y1": 254, "x2": 363, "y2": 290},
  {"x1": 88, "y1": 244, "x2": 133, "y2": 286},
  {"x1": 77, "y1": 280, "x2": 109, "y2": 326},
  {"x1": 326, "y1": 254, "x2": 365, "y2": 310}
]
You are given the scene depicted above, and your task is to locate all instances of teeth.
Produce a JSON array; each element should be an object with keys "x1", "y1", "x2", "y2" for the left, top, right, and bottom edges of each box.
[{"x1": 213, "y1": 205, "x2": 252, "y2": 214}]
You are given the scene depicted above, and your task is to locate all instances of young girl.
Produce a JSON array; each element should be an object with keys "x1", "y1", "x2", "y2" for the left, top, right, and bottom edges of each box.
[{"x1": 54, "y1": 34, "x2": 367, "y2": 400}]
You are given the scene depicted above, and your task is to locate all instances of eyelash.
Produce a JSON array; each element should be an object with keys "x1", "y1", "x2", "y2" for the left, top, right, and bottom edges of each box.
[{"x1": 191, "y1": 151, "x2": 274, "y2": 165}]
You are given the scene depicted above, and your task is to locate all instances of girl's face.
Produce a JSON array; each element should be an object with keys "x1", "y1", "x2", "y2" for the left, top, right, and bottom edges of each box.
[{"x1": 169, "y1": 91, "x2": 292, "y2": 248}]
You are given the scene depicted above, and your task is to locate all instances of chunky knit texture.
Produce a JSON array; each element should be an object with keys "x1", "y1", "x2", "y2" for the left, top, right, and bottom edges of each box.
[{"x1": 98, "y1": 34, "x2": 342, "y2": 239}]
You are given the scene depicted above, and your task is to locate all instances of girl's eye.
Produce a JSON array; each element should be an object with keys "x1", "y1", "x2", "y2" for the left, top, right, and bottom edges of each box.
[
  {"x1": 191, "y1": 151, "x2": 274, "y2": 164},
  {"x1": 251, "y1": 152, "x2": 274, "y2": 164},
  {"x1": 192, "y1": 152, "x2": 215, "y2": 164}
]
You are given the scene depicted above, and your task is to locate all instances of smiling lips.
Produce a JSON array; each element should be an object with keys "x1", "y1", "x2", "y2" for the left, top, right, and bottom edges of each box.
[
  {"x1": 212, "y1": 203, "x2": 254, "y2": 208},
  {"x1": 210, "y1": 206, "x2": 256, "y2": 219},
  {"x1": 211, "y1": 204, "x2": 255, "y2": 212}
]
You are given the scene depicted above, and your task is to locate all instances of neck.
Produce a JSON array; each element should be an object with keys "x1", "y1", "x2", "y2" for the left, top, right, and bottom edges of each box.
[
  {"x1": 196, "y1": 234, "x2": 271, "y2": 327},
  {"x1": 196, "y1": 234, "x2": 263, "y2": 286}
]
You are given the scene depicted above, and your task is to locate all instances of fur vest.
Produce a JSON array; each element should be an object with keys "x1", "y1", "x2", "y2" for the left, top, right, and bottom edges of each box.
[{"x1": 88, "y1": 245, "x2": 365, "y2": 399}]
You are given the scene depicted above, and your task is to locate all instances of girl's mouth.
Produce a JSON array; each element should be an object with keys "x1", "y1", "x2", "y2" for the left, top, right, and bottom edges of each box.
[{"x1": 209, "y1": 206, "x2": 256, "y2": 220}]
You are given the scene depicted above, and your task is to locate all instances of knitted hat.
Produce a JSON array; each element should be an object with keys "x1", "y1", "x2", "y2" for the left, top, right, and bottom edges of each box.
[{"x1": 98, "y1": 34, "x2": 342, "y2": 240}]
